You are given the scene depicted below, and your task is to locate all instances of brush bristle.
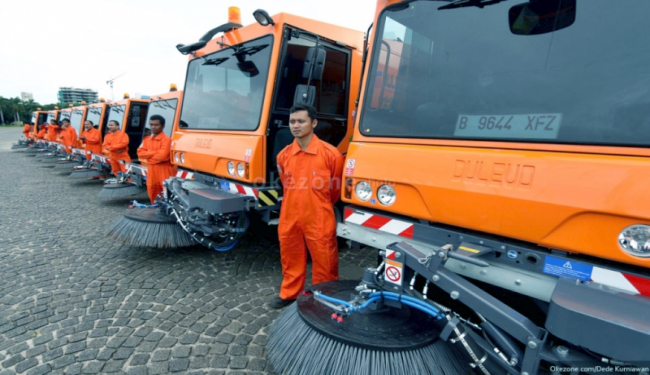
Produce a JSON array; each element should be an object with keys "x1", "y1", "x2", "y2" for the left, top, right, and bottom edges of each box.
[
  {"x1": 54, "y1": 162, "x2": 80, "y2": 169},
  {"x1": 107, "y1": 215, "x2": 195, "y2": 249},
  {"x1": 268, "y1": 304, "x2": 467, "y2": 375},
  {"x1": 69, "y1": 169, "x2": 103, "y2": 179},
  {"x1": 98, "y1": 185, "x2": 146, "y2": 198}
]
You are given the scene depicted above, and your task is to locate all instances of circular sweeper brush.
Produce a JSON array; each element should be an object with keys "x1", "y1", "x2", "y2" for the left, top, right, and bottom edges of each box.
[
  {"x1": 98, "y1": 182, "x2": 146, "y2": 198},
  {"x1": 108, "y1": 207, "x2": 195, "y2": 249},
  {"x1": 268, "y1": 280, "x2": 467, "y2": 375}
]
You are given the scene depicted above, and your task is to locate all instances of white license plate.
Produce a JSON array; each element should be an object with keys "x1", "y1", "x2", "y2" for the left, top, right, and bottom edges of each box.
[{"x1": 454, "y1": 114, "x2": 562, "y2": 139}]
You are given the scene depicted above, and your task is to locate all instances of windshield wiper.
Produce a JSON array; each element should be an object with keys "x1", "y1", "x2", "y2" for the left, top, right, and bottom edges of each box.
[
  {"x1": 438, "y1": 0, "x2": 507, "y2": 10},
  {"x1": 234, "y1": 44, "x2": 269, "y2": 59},
  {"x1": 111, "y1": 105, "x2": 124, "y2": 113},
  {"x1": 203, "y1": 57, "x2": 229, "y2": 66}
]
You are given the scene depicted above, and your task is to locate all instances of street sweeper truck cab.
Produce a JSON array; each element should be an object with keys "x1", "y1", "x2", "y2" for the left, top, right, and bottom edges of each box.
[
  {"x1": 99, "y1": 86, "x2": 183, "y2": 198},
  {"x1": 108, "y1": 8, "x2": 364, "y2": 249},
  {"x1": 78, "y1": 95, "x2": 149, "y2": 178},
  {"x1": 68, "y1": 100, "x2": 110, "y2": 169},
  {"x1": 267, "y1": 1, "x2": 650, "y2": 375},
  {"x1": 53, "y1": 103, "x2": 89, "y2": 169}
]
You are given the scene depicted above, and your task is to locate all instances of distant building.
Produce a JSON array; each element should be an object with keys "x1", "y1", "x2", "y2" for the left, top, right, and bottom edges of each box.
[
  {"x1": 57, "y1": 87, "x2": 99, "y2": 104},
  {"x1": 20, "y1": 92, "x2": 33, "y2": 102}
]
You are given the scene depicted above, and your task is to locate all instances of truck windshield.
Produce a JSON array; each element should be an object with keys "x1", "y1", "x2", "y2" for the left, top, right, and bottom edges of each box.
[
  {"x1": 70, "y1": 110, "x2": 84, "y2": 131},
  {"x1": 179, "y1": 35, "x2": 272, "y2": 131},
  {"x1": 360, "y1": 0, "x2": 650, "y2": 147},
  {"x1": 86, "y1": 107, "x2": 102, "y2": 128},
  {"x1": 147, "y1": 99, "x2": 178, "y2": 137},
  {"x1": 107, "y1": 105, "x2": 125, "y2": 128},
  {"x1": 60, "y1": 111, "x2": 71, "y2": 123},
  {"x1": 31, "y1": 113, "x2": 36, "y2": 123},
  {"x1": 47, "y1": 112, "x2": 57, "y2": 123}
]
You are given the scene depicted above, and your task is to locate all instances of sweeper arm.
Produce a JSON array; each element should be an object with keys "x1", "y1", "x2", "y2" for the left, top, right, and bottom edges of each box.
[{"x1": 375, "y1": 241, "x2": 650, "y2": 374}]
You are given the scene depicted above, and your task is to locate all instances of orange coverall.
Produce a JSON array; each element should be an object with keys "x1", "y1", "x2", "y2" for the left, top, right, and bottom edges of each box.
[
  {"x1": 57, "y1": 126, "x2": 78, "y2": 154},
  {"x1": 137, "y1": 133, "x2": 177, "y2": 204},
  {"x1": 81, "y1": 128, "x2": 102, "y2": 160},
  {"x1": 103, "y1": 131, "x2": 130, "y2": 176},
  {"x1": 47, "y1": 125, "x2": 60, "y2": 142},
  {"x1": 23, "y1": 124, "x2": 32, "y2": 138},
  {"x1": 276, "y1": 134, "x2": 344, "y2": 300},
  {"x1": 36, "y1": 128, "x2": 46, "y2": 140}
]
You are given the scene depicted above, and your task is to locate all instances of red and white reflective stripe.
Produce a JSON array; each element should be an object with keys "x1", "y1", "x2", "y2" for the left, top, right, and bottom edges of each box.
[
  {"x1": 176, "y1": 170, "x2": 194, "y2": 179},
  {"x1": 229, "y1": 183, "x2": 258, "y2": 198},
  {"x1": 591, "y1": 267, "x2": 650, "y2": 297},
  {"x1": 344, "y1": 208, "x2": 414, "y2": 238}
]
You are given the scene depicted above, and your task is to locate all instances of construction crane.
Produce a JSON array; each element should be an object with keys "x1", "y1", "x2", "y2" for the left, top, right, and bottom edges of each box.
[{"x1": 106, "y1": 72, "x2": 126, "y2": 101}]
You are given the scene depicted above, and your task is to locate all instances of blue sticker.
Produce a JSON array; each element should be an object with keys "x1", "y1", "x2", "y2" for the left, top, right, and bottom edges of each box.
[
  {"x1": 543, "y1": 255, "x2": 593, "y2": 281},
  {"x1": 507, "y1": 250, "x2": 518, "y2": 259},
  {"x1": 220, "y1": 180, "x2": 230, "y2": 191},
  {"x1": 370, "y1": 198, "x2": 376, "y2": 205}
]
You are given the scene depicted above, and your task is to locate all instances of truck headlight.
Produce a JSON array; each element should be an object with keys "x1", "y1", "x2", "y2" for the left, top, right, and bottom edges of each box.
[
  {"x1": 355, "y1": 181, "x2": 372, "y2": 201},
  {"x1": 237, "y1": 163, "x2": 245, "y2": 177},
  {"x1": 619, "y1": 225, "x2": 650, "y2": 257},
  {"x1": 377, "y1": 185, "x2": 396, "y2": 206},
  {"x1": 174, "y1": 152, "x2": 179, "y2": 163},
  {"x1": 180, "y1": 153, "x2": 185, "y2": 164},
  {"x1": 227, "y1": 161, "x2": 235, "y2": 176}
]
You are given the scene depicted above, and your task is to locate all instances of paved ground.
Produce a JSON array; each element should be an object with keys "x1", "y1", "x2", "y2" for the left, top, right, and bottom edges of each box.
[{"x1": 0, "y1": 131, "x2": 375, "y2": 375}]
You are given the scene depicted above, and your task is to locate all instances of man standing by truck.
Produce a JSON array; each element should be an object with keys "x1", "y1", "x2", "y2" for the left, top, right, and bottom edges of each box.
[
  {"x1": 102, "y1": 120, "x2": 130, "y2": 180},
  {"x1": 137, "y1": 115, "x2": 176, "y2": 204},
  {"x1": 270, "y1": 104, "x2": 344, "y2": 309},
  {"x1": 57, "y1": 118, "x2": 77, "y2": 155},
  {"x1": 79, "y1": 120, "x2": 102, "y2": 161}
]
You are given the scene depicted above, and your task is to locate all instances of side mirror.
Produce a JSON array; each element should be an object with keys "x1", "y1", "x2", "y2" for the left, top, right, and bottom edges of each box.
[
  {"x1": 176, "y1": 41, "x2": 208, "y2": 55},
  {"x1": 302, "y1": 46, "x2": 326, "y2": 81},
  {"x1": 509, "y1": 0, "x2": 576, "y2": 35}
]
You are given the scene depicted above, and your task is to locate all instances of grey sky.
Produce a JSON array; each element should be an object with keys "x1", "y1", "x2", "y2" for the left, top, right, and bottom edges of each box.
[{"x1": 0, "y1": 0, "x2": 376, "y2": 104}]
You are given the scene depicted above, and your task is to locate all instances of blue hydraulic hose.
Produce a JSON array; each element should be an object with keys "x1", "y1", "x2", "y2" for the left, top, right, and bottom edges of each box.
[
  {"x1": 315, "y1": 291, "x2": 445, "y2": 320},
  {"x1": 131, "y1": 200, "x2": 159, "y2": 209},
  {"x1": 213, "y1": 240, "x2": 238, "y2": 252}
]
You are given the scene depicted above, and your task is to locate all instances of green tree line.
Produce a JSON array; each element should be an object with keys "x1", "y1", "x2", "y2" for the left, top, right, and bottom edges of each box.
[{"x1": 0, "y1": 96, "x2": 83, "y2": 126}]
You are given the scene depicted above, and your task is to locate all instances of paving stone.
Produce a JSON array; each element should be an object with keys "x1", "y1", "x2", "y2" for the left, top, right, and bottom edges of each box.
[
  {"x1": 8, "y1": 342, "x2": 29, "y2": 355},
  {"x1": 26, "y1": 364, "x2": 51, "y2": 375},
  {"x1": 26, "y1": 345, "x2": 47, "y2": 358},
  {"x1": 125, "y1": 366, "x2": 146, "y2": 375},
  {"x1": 129, "y1": 354, "x2": 149, "y2": 366},
  {"x1": 2, "y1": 354, "x2": 25, "y2": 368},
  {"x1": 112, "y1": 348, "x2": 134, "y2": 361},
  {"x1": 169, "y1": 358, "x2": 189, "y2": 372},
  {"x1": 43, "y1": 348, "x2": 64, "y2": 362},
  {"x1": 151, "y1": 350, "x2": 170, "y2": 362},
  {"x1": 65, "y1": 341, "x2": 86, "y2": 355},
  {"x1": 210, "y1": 356, "x2": 230, "y2": 368},
  {"x1": 15, "y1": 357, "x2": 39, "y2": 373},
  {"x1": 80, "y1": 361, "x2": 104, "y2": 374},
  {"x1": 76, "y1": 349, "x2": 99, "y2": 362}
]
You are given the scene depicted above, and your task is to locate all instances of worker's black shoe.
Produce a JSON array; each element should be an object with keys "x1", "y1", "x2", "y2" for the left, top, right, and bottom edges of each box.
[{"x1": 268, "y1": 296, "x2": 296, "y2": 309}]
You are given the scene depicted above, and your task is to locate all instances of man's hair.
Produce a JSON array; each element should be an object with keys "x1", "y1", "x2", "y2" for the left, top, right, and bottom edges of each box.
[
  {"x1": 86, "y1": 120, "x2": 94, "y2": 125},
  {"x1": 51, "y1": 119, "x2": 58, "y2": 124},
  {"x1": 290, "y1": 104, "x2": 317, "y2": 121},
  {"x1": 109, "y1": 120, "x2": 119, "y2": 127},
  {"x1": 150, "y1": 114, "x2": 165, "y2": 127},
  {"x1": 62, "y1": 118, "x2": 70, "y2": 124},
  {"x1": 30, "y1": 122, "x2": 34, "y2": 125}
]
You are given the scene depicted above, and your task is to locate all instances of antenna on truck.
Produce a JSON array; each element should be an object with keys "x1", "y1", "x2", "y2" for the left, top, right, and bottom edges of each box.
[{"x1": 106, "y1": 72, "x2": 126, "y2": 101}]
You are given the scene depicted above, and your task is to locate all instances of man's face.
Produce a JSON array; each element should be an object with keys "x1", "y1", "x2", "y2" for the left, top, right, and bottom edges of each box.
[
  {"x1": 84, "y1": 121, "x2": 92, "y2": 130},
  {"x1": 50, "y1": 120, "x2": 56, "y2": 126},
  {"x1": 62, "y1": 122, "x2": 69, "y2": 129},
  {"x1": 289, "y1": 110, "x2": 317, "y2": 139},
  {"x1": 108, "y1": 122, "x2": 119, "y2": 132},
  {"x1": 150, "y1": 119, "x2": 163, "y2": 135}
]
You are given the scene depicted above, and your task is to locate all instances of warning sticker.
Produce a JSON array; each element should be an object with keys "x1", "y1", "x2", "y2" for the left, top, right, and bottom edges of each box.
[
  {"x1": 543, "y1": 255, "x2": 593, "y2": 281},
  {"x1": 345, "y1": 158, "x2": 356, "y2": 176},
  {"x1": 244, "y1": 148, "x2": 252, "y2": 162},
  {"x1": 384, "y1": 259, "x2": 403, "y2": 285}
]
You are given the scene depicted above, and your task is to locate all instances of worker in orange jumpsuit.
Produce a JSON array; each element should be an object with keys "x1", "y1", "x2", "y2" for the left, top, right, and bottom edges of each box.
[
  {"x1": 57, "y1": 119, "x2": 77, "y2": 154},
  {"x1": 47, "y1": 119, "x2": 60, "y2": 142},
  {"x1": 103, "y1": 120, "x2": 130, "y2": 178},
  {"x1": 270, "y1": 104, "x2": 344, "y2": 309},
  {"x1": 79, "y1": 120, "x2": 102, "y2": 161},
  {"x1": 22, "y1": 122, "x2": 33, "y2": 139},
  {"x1": 35, "y1": 124, "x2": 47, "y2": 140},
  {"x1": 137, "y1": 114, "x2": 177, "y2": 204}
]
